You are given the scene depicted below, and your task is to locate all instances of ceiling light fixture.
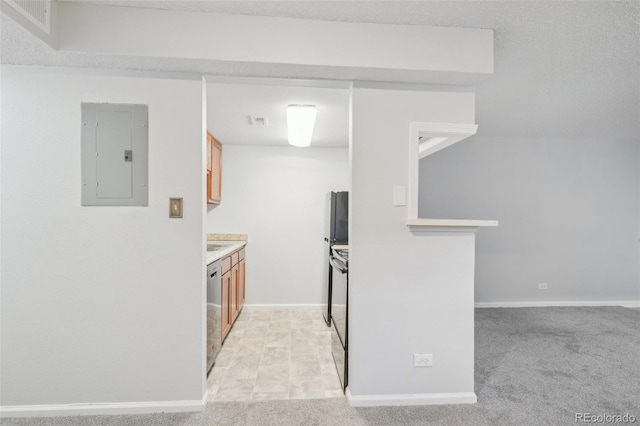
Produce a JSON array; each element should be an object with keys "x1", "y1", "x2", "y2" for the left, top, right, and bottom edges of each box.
[{"x1": 287, "y1": 105, "x2": 317, "y2": 147}]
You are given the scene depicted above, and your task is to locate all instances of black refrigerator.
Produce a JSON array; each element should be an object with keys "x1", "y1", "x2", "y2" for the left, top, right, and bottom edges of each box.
[{"x1": 323, "y1": 191, "x2": 348, "y2": 325}]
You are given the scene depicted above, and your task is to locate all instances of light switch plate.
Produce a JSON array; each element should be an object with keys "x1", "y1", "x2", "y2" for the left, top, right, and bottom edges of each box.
[
  {"x1": 393, "y1": 186, "x2": 407, "y2": 206},
  {"x1": 169, "y1": 198, "x2": 183, "y2": 218},
  {"x1": 414, "y1": 353, "x2": 433, "y2": 367}
]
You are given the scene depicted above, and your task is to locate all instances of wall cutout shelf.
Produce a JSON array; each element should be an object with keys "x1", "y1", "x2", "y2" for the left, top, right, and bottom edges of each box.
[{"x1": 406, "y1": 218, "x2": 499, "y2": 232}]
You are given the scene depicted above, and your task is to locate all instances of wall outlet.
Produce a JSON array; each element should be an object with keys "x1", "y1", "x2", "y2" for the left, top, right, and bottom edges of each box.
[
  {"x1": 538, "y1": 283, "x2": 548, "y2": 290},
  {"x1": 413, "y1": 353, "x2": 433, "y2": 367}
]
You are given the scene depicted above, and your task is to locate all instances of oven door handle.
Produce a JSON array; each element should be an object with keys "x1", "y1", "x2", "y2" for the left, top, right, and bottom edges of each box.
[{"x1": 329, "y1": 257, "x2": 348, "y2": 274}]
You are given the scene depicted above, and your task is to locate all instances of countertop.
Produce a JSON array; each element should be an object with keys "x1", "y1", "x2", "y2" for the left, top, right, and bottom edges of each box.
[{"x1": 206, "y1": 240, "x2": 247, "y2": 265}]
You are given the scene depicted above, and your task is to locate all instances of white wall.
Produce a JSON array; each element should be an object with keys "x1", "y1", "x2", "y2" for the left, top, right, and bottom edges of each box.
[
  {"x1": 350, "y1": 87, "x2": 478, "y2": 401},
  {"x1": 56, "y1": 3, "x2": 493, "y2": 85},
  {"x1": 0, "y1": 66, "x2": 206, "y2": 409},
  {"x1": 207, "y1": 145, "x2": 349, "y2": 304},
  {"x1": 419, "y1": 136, "x2": 640, "y2": 304}
]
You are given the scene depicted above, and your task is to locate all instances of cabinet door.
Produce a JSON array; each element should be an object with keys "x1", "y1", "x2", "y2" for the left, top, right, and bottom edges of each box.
[
  {"x1": 206, "y1": 134, "x2": 212, "y2": 172},
  {"x1": 231, "y1": 263, "x2": 239, "y2": 323},
  {"x1": 221, "y1": 270, "x2": 231, "y2": 340},
  {"x1": 206, "y1": 133, "x2": 212, "y2": 204},
  {"x1": 206, "y1": 170, "x2": 212, "y2": 202},
  {"x1": 239, "y1": 258, "x2": 246, "y2": 308},
  {"x1": 210, "y1": 137, "x2": 222, "y2": 204}
]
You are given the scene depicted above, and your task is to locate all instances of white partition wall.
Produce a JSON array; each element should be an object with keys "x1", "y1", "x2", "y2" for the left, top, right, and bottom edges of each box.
[
  {"x1": 349, "y1": 86, "x2": 479, "y2": 405},
  {"x1": 0, "y1": 66, "x2": 206, "y2": 415}
]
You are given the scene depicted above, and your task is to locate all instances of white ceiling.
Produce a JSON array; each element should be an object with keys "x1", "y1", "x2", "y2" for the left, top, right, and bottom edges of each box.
[
  {"x1": 206, "y1": 81, "x2": 350, "y2": 147},
  {"x1": 2, "y1": 1, "x2": 639, "y2": 141}
]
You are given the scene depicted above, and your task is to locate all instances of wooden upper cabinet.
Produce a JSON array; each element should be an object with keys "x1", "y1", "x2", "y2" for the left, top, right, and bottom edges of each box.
[
  {"x1": 207, "y1": 132, "x2": 222, "y2": 204},
  {"x1": 206, "y1": 134, "x2": 212, "y2": 172}
]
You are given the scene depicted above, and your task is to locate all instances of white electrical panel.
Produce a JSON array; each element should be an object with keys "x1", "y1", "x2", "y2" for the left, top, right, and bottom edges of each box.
[{"x1": 81, "y1": 103, "x2": 148, "y2": 206}]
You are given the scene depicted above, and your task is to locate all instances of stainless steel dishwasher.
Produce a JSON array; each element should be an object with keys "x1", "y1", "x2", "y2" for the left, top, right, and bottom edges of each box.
[{"x1": 206, "y1": 260, "x2": 222, "y2": 376}]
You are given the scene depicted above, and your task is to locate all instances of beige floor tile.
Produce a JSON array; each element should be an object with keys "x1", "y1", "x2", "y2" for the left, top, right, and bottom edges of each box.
[
  {"x1": 289, "y1": 378, "x2": 326, "y2": 400},
  {"x1": 269, "y1": 311, "x2": 291, "y2": 321},
  {"x1": 222, "y1": 335, "x2": 243, "y2": 347},
  {"x1": 264, "y1": 331, "x2": 290, "y2": 348},
  {"x1": 224, "y1": 355, "x2": 260, "y2": 380},
  {"x1": 319, "y1": 362, "x2": 338, "y2": 377},
  {"x1": 207, "y1": 366, "x2": 227, "y2": 386},
  {"x1": 250, "y1": 313, "x2": 271, "y2": 322},
  {"x1": 243, "y1": 329, "x2": 269, "y2": 339},
  {"x1": 268, "y1": 319, "x2": 292, "y2": 331},
  {"x1": 248, "y1": 321, "x2": 270, "y2": 331},
  {"x1": 227, "y1": 326, "x2": 246, "y2": 337},
  {"x1": 206, "y1": 384, "x2": 219, "y2": 400},
  {"x1": 213, "y1": 378, "x2": 254, "y2": 401},
  {"x1": 234, "y1": 338, "x2": 265, "y2": 355},
  {"x1": 251, "y1": 392, "x2": 289, "y2": 401},
  {"x1": 213, "y1": 389, "x2": 253, "y2": 401},
  {"x1": 289, "y1": 390, "x2": 325, "y2": 399},
  {"x1": 254, "y1": 371, "x2": 289, "y2": 393},
  {"x1": 212, "y1": 307, "x2": 344, "y2": 402},
  {"x1": 256, "y1": 362, "x2": 290, "y2": 378},
  {"x1": 212, "y1": 350, "x2": 235, "y2": 368},
  {"x1": 317, "y1": 351, "x2": 335, "y2": 364},
  {"x1": 315, "y1": 345, "x2": 332, "y2": 356},
  {"x1": 291, "y1": 338, "x2": 320, "y2": 354},
  {"x1": 289, "y1": 376, "x2": 333, "y2": 399},
  {"x1": 261, "y1": 347, "x2": 289, "y2": 366},
  {"x1": 322, "y1": 373, "x2": 343, "y2": 391},
  {"x1": 290, "y1": 354, "x2": 321, "y2": 377},
  {"x1": 290, "y1": 319, "x2": 316, "y2": 329},
  {"x1": 291, "y1": 310, "x2": 318, "y2": 318},
  {"x1": 291, "y1": 330, "x2": 316, "y2": 340},
  {"x1": 313, "y1": 331, "x2": 331, "y2": 346}
]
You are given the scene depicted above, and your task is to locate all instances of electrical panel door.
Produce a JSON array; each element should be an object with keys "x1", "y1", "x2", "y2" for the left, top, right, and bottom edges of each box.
[{"x1": 81, "y1": 103, "x2": 148, "y2": 206}]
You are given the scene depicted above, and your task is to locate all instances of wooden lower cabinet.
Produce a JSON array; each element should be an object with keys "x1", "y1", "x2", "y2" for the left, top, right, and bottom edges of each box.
[
  {"x1": 221, "y1": 270, "x2": 232, "y2": 340},
  {"x1": 239, "y1": 259, "x2": 246, "y2": 308},
  {"x1": 220, "y1": 246, "x2": 246, "y2": 343},
  {"x1": 231, "y1": 263, "x2": 239, "y2": 323}
]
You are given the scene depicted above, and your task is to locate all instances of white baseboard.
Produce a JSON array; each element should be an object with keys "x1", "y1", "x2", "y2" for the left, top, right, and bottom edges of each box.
[
  {"x1": 345, "y1": 388, "x2": 477, "y2": 407},
  {"x1": 0, "y1": 391, "x2": 208, "y2": 418},
  {"x1": 243, "y1": 304, "x2": 324, "y2": 309},
  {"x1": 475, "y1": 300, "x2": 640, "y2": 308}
]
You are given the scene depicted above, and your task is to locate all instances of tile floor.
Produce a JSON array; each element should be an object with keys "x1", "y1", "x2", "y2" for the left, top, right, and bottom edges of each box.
[{"x1": 207, "y1": 307, "x2": 345, "y2": 402}]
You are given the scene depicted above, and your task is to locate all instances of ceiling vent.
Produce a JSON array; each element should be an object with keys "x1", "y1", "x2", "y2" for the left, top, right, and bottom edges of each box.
[
  {"x1": 249, "y1": 116, "x2": 269, "y2": 126},
  {"x1": 4, "y1": 0, "x2": 51, "y2": 34}
]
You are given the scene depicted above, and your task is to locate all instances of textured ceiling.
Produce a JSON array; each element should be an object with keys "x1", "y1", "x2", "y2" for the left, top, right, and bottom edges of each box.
[
  {"x1": 2, "y1": 1, "x2": 639, "y2": 140},
  {"x1": 207, "y1": 82, "x2": 350, "y2": 147}
]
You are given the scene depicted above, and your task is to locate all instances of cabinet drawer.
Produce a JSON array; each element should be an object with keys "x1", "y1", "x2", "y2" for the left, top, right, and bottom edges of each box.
[
  {"x1": 231, "y1": 251, "x2": 239, "y2": 266},
  {"x1": 221, "y1": 256, "x2": 231, "y2": 273},
  {"x1": 239, "y1": 248, "x2": 245, "y2": 261}
]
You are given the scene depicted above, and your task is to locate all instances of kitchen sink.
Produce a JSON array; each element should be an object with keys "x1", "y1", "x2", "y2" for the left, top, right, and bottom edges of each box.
[{"x1": 207, "y1": 243, "x2": 229, "y2": 252}]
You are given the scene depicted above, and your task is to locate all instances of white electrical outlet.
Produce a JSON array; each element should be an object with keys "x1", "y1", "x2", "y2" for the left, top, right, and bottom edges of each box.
[
  {"x1": 538, "y1": 283, "x2": 548, "y2": 290},
  {"x1": 413, "y1": 353, "x2": 433, "y2": 367}
]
